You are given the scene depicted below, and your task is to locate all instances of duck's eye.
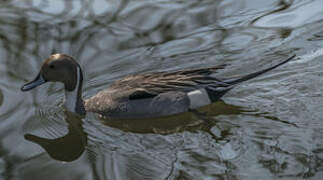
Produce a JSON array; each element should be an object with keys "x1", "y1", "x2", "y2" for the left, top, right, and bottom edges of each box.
[{"x1": 49, "y1": 64, "x2": 55, "y2": 69}]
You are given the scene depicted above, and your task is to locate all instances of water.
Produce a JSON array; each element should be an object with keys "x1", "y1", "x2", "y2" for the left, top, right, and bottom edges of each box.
[{"x1": 0, "y1": 0, "x2": 323, "y2": 179}]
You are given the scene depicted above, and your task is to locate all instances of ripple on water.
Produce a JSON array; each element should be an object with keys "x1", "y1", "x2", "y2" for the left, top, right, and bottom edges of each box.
[
  {"x1": 221, "y1": 32, "x2": 256, "y2": 52},
  {"x1": 0, "y1": 88, "x2": 3, "y2": 107},
  {"x1": 290, "y1": 48, "x2": 323, "y2": 64},
  {"x1": 253, "y1": 0, "x2": 323, "y2": 28}
]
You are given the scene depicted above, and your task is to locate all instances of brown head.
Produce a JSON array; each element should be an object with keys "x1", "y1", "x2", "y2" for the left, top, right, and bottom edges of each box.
[
  {"x1": 21, "y1": 54, "x2": 81, "y2": 91},
  {"x1": 21, "y1": 54, "x2": 85, "y2": 115}
]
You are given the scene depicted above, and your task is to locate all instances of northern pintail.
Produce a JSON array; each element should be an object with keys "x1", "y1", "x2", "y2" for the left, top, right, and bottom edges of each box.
[{"x1": 21, "y1": 54, "x2": 295, "y2": 119}]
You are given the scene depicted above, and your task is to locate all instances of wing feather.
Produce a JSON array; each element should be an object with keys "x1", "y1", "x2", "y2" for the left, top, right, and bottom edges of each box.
[{"x1": 108, "y1": 64, "x2": 230, "y2": 100}]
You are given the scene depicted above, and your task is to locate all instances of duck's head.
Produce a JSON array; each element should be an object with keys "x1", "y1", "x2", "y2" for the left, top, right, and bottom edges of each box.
[
  {"x1": 21, "y1": 54, "x2": 81, "y2": 92},
  {"x1": 21, "y1": 54, "x2": 85, "y2": 115}
]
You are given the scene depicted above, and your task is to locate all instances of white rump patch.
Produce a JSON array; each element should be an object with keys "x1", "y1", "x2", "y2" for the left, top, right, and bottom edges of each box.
[{"x1": 187, "y1": 89, "x2": 211, "y2": 109}]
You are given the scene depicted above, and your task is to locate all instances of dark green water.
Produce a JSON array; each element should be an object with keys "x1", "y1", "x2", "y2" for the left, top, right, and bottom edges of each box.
[{"x1": 0, "y1": 0, "x2": 323, "y2": 179}]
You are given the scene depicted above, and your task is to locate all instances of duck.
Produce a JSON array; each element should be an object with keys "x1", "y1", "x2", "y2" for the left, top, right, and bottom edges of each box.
[{"x1": 21, "y1": 54, "x2": 295, "y2": 119}]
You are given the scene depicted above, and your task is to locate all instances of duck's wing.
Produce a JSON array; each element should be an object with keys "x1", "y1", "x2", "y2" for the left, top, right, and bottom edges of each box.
[{"x1": 109, "y1": 64, "x2": 231, "y2": 100}]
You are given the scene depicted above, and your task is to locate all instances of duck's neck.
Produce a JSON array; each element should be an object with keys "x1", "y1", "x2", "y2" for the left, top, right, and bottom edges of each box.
[{"x1": 64, "y1": 66, "x2": 86, "y2": 115}]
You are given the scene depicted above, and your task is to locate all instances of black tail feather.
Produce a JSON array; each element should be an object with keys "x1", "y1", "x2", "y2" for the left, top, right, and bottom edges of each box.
[{"x1": 223, "y1": 54, "x2": 296, "y2": 85}]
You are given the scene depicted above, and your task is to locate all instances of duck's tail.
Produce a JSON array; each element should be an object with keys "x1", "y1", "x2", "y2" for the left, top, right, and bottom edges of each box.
[{"x1": 223, "y1": 54, "x2": 296, "y2": 85}]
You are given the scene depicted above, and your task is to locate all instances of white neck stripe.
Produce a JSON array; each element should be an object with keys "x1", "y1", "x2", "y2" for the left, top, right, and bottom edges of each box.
[{"x1": 64, "y1": 66, "x2": 81, "y2": 113}]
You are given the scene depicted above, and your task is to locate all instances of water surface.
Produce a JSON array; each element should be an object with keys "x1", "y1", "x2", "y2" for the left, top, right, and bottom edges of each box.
[{"x1": 1, "y1": 0, "x2": 323, "y2": 179}]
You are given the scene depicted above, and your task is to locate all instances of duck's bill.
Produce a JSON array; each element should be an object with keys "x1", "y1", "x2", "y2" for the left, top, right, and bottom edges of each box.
[{"x1": 21, "y1": 73, "x2": 47, "y2": 92}]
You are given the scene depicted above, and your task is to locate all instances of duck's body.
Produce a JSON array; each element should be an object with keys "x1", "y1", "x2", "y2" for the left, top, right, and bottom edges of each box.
[
  {"x1": 84, "y1": 66, "x2": 228, "y2": 119},
  {"x1": 21, "y1": 54, "x2": 295, "y2": 119}
]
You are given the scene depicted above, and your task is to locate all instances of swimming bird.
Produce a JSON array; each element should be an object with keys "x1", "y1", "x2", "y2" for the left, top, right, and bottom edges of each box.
[{"x1": 21, "y1": 54, "x2": 295, "y2": 119}]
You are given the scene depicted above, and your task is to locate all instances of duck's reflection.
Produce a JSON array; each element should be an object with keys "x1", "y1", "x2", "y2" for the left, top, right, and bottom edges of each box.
[
  {"x1": 22, "y1": 100, "x2": 287, "y2": 162},
  {"x1": 22, "y1": 101, "x2": 245, "y2": 162},
  {"x1": 24, "y1": 111, "x2": 87, "y2": 162}
]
